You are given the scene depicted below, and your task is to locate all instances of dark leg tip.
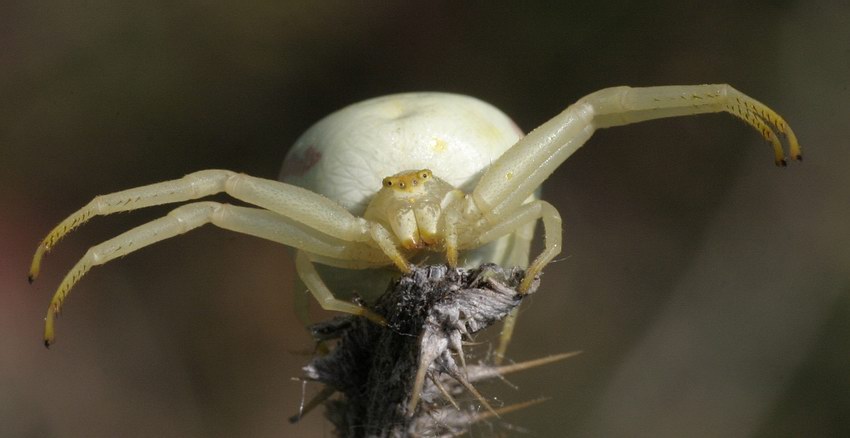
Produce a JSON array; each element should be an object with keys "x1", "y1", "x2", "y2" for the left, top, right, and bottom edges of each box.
[
  {"x1": 44, "y1": 340, "x2": 51, "y2": 349},
  {"x1": 28, "y1": 275, "x2": 34, "y2": 284},
  {"x1": 795, "y1": 154, "x2": 803, "y2": 162},
  {"x1": 776, "y1": 158, "x2": 788, "y2": 167}
]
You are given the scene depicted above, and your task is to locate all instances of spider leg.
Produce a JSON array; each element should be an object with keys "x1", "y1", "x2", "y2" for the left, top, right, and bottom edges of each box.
[
  {"x1": 495, "y1": 309, "x2": 520, "y2": 365},
  {"x1": 295, "y1": 251, "x2": 386, "y2": 325},
  {"x1": 367, "y1": 222, "x2": 412, "y2": 273},
  {"x1": 473, "y1": 200, "x2": 561, "y2": 293},
  {"x1": 472, "y1": 84, "x2": 801, "y2": 224},
  {"x1": 468, "y1": 200, "x2": 561, "y2": 362},
  {"x1": 492, "y1": 217, "x2": 537, "y2": 363},
  {"x1": 42, "y1": 202, "x2": 387, "y2": 346},
  {"x1": 30, "y1": 170, "x2": 372, "y2": 281},
  {"x1": 220, "y1": 206, "x2": 389, "y2": 325}
]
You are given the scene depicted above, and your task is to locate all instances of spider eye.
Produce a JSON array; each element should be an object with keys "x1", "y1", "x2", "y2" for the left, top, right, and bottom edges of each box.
[
  {"x1": 399, "y1": 182, "x2": 406, "y2": 189},
  {"x1": 420, "y1": 171, "x2": 430, "y2": 179},
  {"x1": 383, "y1": 178, "x2": 393, "y2": 187}
]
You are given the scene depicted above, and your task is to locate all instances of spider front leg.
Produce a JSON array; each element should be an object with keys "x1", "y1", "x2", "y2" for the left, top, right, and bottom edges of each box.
[
  {"x1": 473, "y1": 84, "x2": 802, "y2": 224},
  {"x1": 41, "y1": 201, "x2": 387, "y2": 345},
  {"x1": 29, "y1": 170, "x2": 373, "y2": 282},
  {"x1": 32, "y1": 170, "x2": 395, "y2": 345},
  {"x1": 472, "y1": 84, "x2": 801, "y2": 285}
]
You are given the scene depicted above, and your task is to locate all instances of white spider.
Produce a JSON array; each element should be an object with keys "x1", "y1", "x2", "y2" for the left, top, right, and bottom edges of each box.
[{"x1": 30, "y1": 85, "x2": 800, "y2": 349}]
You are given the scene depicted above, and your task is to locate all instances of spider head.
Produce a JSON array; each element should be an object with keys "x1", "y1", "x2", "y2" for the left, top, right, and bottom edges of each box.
[{"x1": 368, "y1": 169, "x2": 455, "y2": 251}]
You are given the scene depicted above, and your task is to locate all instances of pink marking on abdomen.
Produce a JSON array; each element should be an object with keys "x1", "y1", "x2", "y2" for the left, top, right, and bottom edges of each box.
[{"x1": 281, "y1": 145, "x2": 323, "y2": 178}]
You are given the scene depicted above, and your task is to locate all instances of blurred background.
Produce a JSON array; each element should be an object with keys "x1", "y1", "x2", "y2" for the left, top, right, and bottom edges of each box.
[{"x1": 2, "y1": 1, "x2": 848, "y2": 437}]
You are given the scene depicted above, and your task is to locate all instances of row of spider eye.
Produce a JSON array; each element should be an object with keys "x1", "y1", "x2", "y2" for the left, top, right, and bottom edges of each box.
[{"x1": 382, "y1": 170, "x2": 432, "y2": 189}]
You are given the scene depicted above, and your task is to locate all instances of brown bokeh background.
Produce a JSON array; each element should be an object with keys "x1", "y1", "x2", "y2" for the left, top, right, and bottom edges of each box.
[{"x1": 2, "y1": 1, "x2": 849, "y2": 437}]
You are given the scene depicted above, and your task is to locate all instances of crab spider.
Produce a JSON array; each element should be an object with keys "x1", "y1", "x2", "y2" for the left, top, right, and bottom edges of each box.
[{"x1": 30, "y1": 85, "x2": 801, "y2": 348}]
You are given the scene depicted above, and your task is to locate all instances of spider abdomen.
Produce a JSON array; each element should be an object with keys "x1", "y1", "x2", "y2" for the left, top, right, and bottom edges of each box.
[{"x1": 280, "y1": 93, "x2": 523, "y2": 216}]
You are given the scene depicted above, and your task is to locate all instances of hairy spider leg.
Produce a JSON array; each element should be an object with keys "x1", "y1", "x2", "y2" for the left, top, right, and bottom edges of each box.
[
  {"x1": 474, "y1": 84, "x2": 801, "y2": 226},
  {"x1": 41, "y1": 201, "x2": 388, "y2": 345},
  {"x1": 30, "y1": 170, "x2": 377, "y2": 282}
]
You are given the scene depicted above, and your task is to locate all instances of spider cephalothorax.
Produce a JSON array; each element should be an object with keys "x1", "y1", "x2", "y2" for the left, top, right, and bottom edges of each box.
[{"x1": 368, "y1": 169, "x2": 450, "y2": 251}]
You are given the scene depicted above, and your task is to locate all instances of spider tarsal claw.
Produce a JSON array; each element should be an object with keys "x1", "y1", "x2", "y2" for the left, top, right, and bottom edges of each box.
[{"x1": 29, "y1": 245, "x2": 47, "y2": 283}]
